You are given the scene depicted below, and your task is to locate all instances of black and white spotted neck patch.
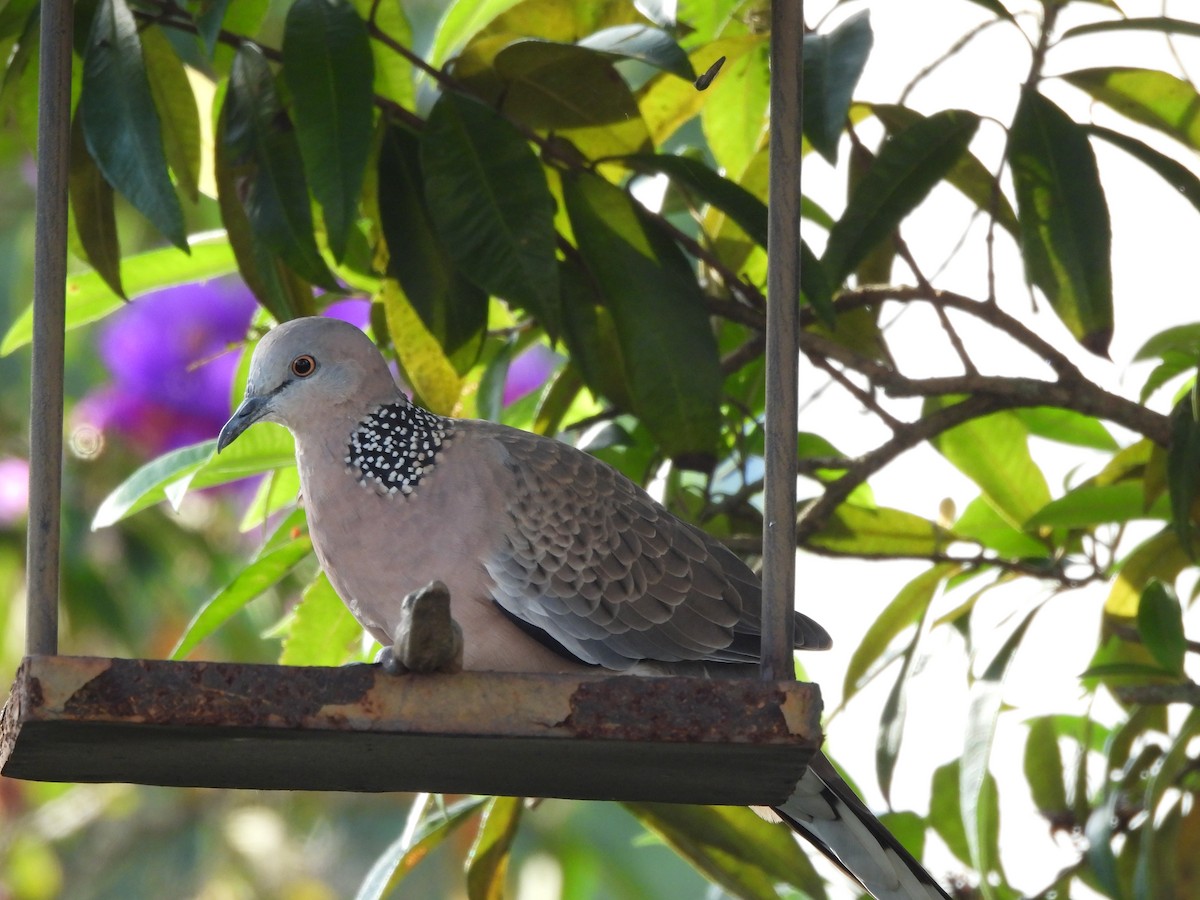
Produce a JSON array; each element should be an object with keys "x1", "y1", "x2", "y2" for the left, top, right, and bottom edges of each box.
[{"x1": 346, "y1": 401, "x2": 452, "y2": 495}]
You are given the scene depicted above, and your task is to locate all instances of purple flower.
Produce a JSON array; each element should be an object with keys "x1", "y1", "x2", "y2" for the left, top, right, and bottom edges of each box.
[
  {"x1": 504, "y1": 344, "x2": 561, "y2": 406},
  {"x1": 0, "y1": 457, "x2": 29, "y2": 525}
]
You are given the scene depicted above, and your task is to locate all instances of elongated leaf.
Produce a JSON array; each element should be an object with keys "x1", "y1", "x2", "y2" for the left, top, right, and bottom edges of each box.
[
  {"x1": 488, "y1": 39, "x2": 652, "y2": 160},
  {"x1": 1137, "y1": 580, "x2": 1187, "y2": 675},
  {"x1": 962, "y1": 605, "x2": 1038, "y2": 895},
  {"x1": 68, "y1": 111, "x2": 123, "y2": 298},
  {"x1": 284, "y1": 0, "x2": 374, "y2": 262},
  {"x1": 1014, "y1": 406, "x2": 1118, "y2": 451},
  {"x1": 356, "y1": 797, "x2": 491, "y2": 900},
  {"x1": 223, "y1": 44, "x2": 339, "y2": 291},
  {"x1": 1063, "y1": 16, "x2": 1200, "y2": 40},
  {"x1": 624, "y1": 803, "x2": 827, "y2": 899},
  {"x1": 803, "y1": 11, "x2": 873, "y2": 163},
  {"x1": 80, "y1": 0, "x2": 187, "y2": 250},
  {"x1": 1009, "y1": 89, "x2": 1113, "y2": 354},
  {"x1": 563, "y1": 170, "x2": 721, "y2": 463},
  {"x1": 1026, "y1": 482, "x2": 1162, "y2": 530},
  {"x1": 578, "y1": 24, "x2": 694, "y2": 80},
  {"x1": 351, "y1": 0, "x2": 414, "y2": 107},
  {"x1": 925, "y1": 399, "x2": 1051, "y2": 529},
  {"x1": 378, "y1": 124, "x2": 487, "y2": 368},
  {"x1": 1065, "y1": 67, "x2": 1200, "y2": 152},
  {"x1": 1088, "y1": 125, "x2": 1200, "y2": 215},
  {"x1": 1168, "y1": 398, "x2": 1200, "y2": 555},
  {"x1": 280, "y1": 572, "x2": 363, "y2": 666},
  {"x1": 557, "y1": 256, "x2": 634, "y2": 411},
  {"x1": 1, "y1": 235, "x2": 238, "y2": 355},
  {"x1": 171, "y1": 530, "x2": 313, "y2": 660},
  {"x1": 1106, "y1": 529, "x2": 1192, "y2": 617},
  {"x1": 954, "y1": 496, "x2": 1049, "y2": 557},
  {"x1": 1024, "y1": 717, "x2": 1068, "y2": 818},
  {"x1": 810, "y1": 504, "x2": 951, "y2": 556},
  {"x1": 867, "y1": 103, "x2": 1018, "y2": 237},
  {"x1": 92, "y1": 442, "x2": 214, "y2": 529},
  {"x1": 822, "y1": 109, "x2": 980, "y2": 283},
  {"x1": 239, "y1": 465, "x2": 302, "y2": 532},
  {"x1": 141, "y1": 25, "x2": 201, "y2": 203},
  {"x1": 379, "y1": 278, "x2": 463, "y2": 416},
  {"x1": 702, "y1": 37, "x2": 769, "y2": 179},
  {"x1": 844, "y1": 564, "x2": 954, "y2": 702},
  {"x1": 465, "y1": 796, "x2": 523, "y2": 900},
  {"x1": 421, "y1": 92, "x2": 559, "y2": 333}
]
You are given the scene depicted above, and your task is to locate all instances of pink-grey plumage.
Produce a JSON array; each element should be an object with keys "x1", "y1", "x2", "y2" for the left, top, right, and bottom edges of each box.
[{"x1": 218, "y1": 317, "x2": 949, "y2": 900}]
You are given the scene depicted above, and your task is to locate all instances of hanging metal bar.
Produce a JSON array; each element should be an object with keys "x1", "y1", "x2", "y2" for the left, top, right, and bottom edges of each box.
[
  {"x1": 26, "y1": 0, "x2": 74, "y2": 656},
  {"x1": 760, "y1": 0, "x2": 804, "y2": 681}
]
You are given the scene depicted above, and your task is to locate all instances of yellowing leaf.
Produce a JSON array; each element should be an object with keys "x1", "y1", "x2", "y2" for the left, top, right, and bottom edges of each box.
[{"x1": 380, "y1": 278, "x2": 463, "y2": 416}]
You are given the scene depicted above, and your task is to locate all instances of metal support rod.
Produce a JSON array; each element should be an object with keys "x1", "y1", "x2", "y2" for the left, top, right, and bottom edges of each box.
[
  {"x1": 760, "y1": 0, "x2": 803, "y2": 681},
  {"x1": 25, "y1": 0, "x2": 74, "y2": 656}
]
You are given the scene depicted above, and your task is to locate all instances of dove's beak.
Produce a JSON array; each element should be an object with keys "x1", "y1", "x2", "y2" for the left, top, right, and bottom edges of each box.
[{"x1": 218, "y1": 395, "x2": 272, "y2": 453}]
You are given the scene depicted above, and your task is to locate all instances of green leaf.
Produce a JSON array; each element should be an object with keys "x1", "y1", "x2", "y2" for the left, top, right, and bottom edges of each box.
[
  {"x1": 929, "y1": 761, "x2": 972, "y2": 866},
  {"x1": 1009, "y1": 89, "x2": 1114, "y2": 356},
  {"x1": 280, "y1": 572, "x2": 363, "y2": 666},
  {"x1": 563, "y1": 170, "x2": 722, "y2": 463},
  {"x1": 356, "y1": 797, "x2": 490, "y2": 900},
  {"x1": 378, "y1": 124, "x2": 487, "y2": 367},
  {"x1": 351, "y1": 0, "x2": 415, "y2": 108},
  {"x1": 953, "y1": 496, "x2": 1049, "y2": 557},
  {"x1": 844, "y1": 564, "x2": 953, "y2": 703},
  {"x1": 421, "y1": 92, "x2": 559, "y2": 333},
  {"x1": 239, "y1": 465, "x2": 302, "y2": 532},
  {"x1": 577, "y1": 24, "x2": 694, "y2": 80},
  {"x1": 1064, "y1": 67, "x2": 1200, "y2": 152},
  {"x1": 141, "y1": 24, "x2": 201, "y2": 203},
  {"x1": 1026, "y1": 482, "x2": 1162, "y2": 530},
  {"x1": 379, "y1": 278, "x2": 464, "y2": 416},
  {"x1": 80, "y1": 0, "x2": 187, "y2": 251},
  {"x1": 822, "y1": 109, "x2": 980, "y2": 283},
  {"x1": 701, "y1": 37, "x2": 768, "y2": 179},
  {"x1": 1014, "y1": 407, "x2": 1118, "y2": 451},
  {"x1": 1, "y1": 235, "x2": 238, "y2": 356},
  {"x1": 1137, "y1": 581, "x2": 1187, "y2": 675},
  {"x1": 92, "y1": 424, "x2": 295, "y2": 528},
  {"x1": 1168, "y1": 398, "x2": 1200, "y2": 555},
  {"x1": 1087, "y1": 125, "x2": 1200, "y2": 216},
  {"x1": 877, "y1": 638, "x2": 919, "y2": 803},
  {"x1": 557, "y1": 256, "x2": 634, "y2": 411},
  {"x1": 925, "y1": 399, "x2": 1052, "y2": 529},
  {"x1": 962, "y1": 605, "x2": 1038, "y2": 894},
  {"x1": 68, "y1": 111, "x2": 123, "y2": 299},
  {"x1": 283, "y1": 0, "x2": 374, "y2": 262},
  {"x1": 223, "y1": 43, "x2": 339, "y2": 291},
  {"x1": 171, "y1": 525, "x2": 313, "y2": 660},
  {"x1": 465, "y1": 796, "x2": 523, "y2": 900},
  {"x1": 1106, "y1": 529, "x2": 1193, "y2": 618},
  {"x1": 867, "y1": 103, "x2": 1018, "y2": 237},
  {"x1": 1135, "y1": 322, "x2": 1200, "y2": 362},
  {"x1": 809, "y1": 504, "x2": 951, "y2": 557},
  {"x1": 624, "y1": 803, "x2": 828, "y2": 900},
  {"x1": 1062, "y1": 16, "x2": 1200, "y2": 41},
  {"x1": 486, "y1": 39, "x2": 652, "y2": 160},
  {"x1": 1024, "y1": 717, "x2": 1069, "y2": 818},
  {"x1": 803, "y1": 10, "x2": 873, "y2": 163}
]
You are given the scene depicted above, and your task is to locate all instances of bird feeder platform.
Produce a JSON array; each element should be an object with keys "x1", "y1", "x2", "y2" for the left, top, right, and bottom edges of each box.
[{"x1": 1, "y1": 656, "x2": 822, "y2": 804}]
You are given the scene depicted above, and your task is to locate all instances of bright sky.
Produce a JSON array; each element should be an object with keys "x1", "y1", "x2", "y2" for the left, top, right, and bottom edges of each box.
[{"x1": 792, "y1": 2, "x2": 1200, "y2": 896}]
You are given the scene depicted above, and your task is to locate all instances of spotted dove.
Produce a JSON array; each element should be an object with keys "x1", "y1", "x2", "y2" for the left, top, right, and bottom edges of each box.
[{"x1": 218, "y1": 316, "x2": 949, "y2": 900}]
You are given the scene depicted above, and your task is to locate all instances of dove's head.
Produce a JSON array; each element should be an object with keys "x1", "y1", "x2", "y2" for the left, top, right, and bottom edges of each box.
[{"x1": 218, "y1": 317, "x2": 398, "y2": 452}]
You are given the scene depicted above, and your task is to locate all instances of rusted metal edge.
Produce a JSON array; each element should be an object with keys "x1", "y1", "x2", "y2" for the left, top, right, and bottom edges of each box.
[{"x1": 1, "y1": 656, "x2": 823, "y2": 803}]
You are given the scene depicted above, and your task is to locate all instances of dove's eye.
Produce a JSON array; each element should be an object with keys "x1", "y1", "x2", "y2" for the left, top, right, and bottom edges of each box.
[{"x1": 291, "y1": 355, "x2": 316, "y2": 377}]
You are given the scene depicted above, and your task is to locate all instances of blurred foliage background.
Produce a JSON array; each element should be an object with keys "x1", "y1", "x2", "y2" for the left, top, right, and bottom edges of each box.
[{"x1": 3, "y1": 0, "x2": 1200, "y2": 898}]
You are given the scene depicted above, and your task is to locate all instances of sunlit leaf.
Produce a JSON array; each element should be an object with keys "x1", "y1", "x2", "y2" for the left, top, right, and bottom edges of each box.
[
  {"x1": 141, "y1": 24, "x2": 201, "y2": 203},
  {"x1": 563, "y1": 170, "x2": 721, "y2": 463},
  {"x1": 171, "y1": 527, "x2": 313, "y2": 660},
  {"x1": 1087, "y1": 125, "x2": 1200, "y2": 215},
  {"x1": 701, "y1": 37, "x2": 768, "y2": 179},
  {"x1": 954, "y1": 496, "x2": 1049, "y2": 557},
  {"x1": 1106, "y1": 529, "x2": 1192, "y2": 617},
  {"x1": 803, "y1": 11, "x2": 873, "y2": 163},
  {"x1": 283, "y1": 0, "x2": 374, "y2": 262},
  {"x1": 624, "y1": 803, "x2": 827, "y2": 899},
  {"x1": 1026, "y1": 482, "x2": 1163, "y2": 530},
  {"x1": 421, "y1": 92, "x2": 559, "y2": 333},
  {"x1": 379, "y1": 278, "x2": 463, "y2": 416},
  {"x1": 1065, "y1": 67, "x2": 1200, "y2": 151},
  {"x1": 809, "y1": 504, "x2": 952, "y2": 556},
  {"x1": 925, "y1": 399, "x2": 1051, "y2": 529},
  {"x1": 1013, "y1": 407, "x2": 1118, "y2": 451},
  {"x1": 823, "y1": 109, "x2": 980, "y2": 283},
  {"x1": 280, "y1": 572, "x2": 363, "y2": 666},
  {"x1": 465, "y1": 797, "x2": 523, "y2": 900},
  {"x1": 351, "y1": 0, "x2": 414, "y2": 107},
  {"x1": 80, "y1": 0, "x2": 187, "y2": 250}
]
